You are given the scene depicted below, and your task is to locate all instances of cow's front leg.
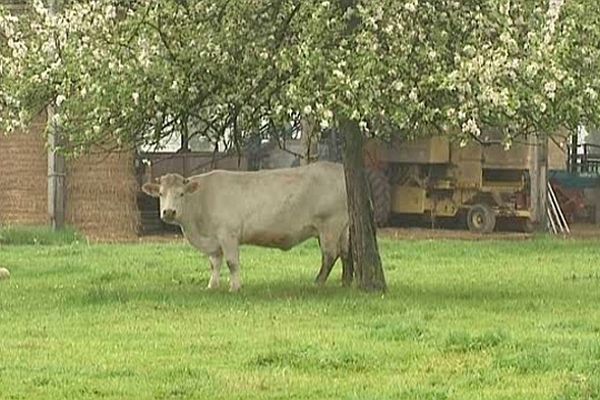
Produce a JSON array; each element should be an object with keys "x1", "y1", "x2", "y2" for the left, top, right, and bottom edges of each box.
[
  {"x1": 207, "y1": 253, "x2": 223, "y2": 290},
  {"x1": 221, "y1": 237, "x2": 241, "y2": 292}
]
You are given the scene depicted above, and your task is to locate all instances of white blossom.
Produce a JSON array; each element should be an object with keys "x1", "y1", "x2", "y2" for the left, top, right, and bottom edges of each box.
[
  {"x1": 404, "y1": 1, "x2": 418, "y2": 13},
  {"x1": 544, "y1": 81, "x2": 557, "y2": 100},
  {"x1": 105, "y1": 5, "x2": 116, "y2": 20},
  {"x1": 332, "y1": 69, "x2": 344, "y2": 79},
  {"x1": 359, "y1": 120, "x2": 368, "y2": 132},
  {"x1": 408, "y1": 88, "x2": 418, "y2": 102},
  {"x1": 51, "y1": 113, "x2": 61, "y2": 125},
  {"x1": 526, "y1": 63, "x2": 540, "y2": 78},
  {"x1": 585, "y1": 87, "x2": 598, "y2": 101},
  {"x1": 462, "y1": 118, "x2": 481, "y2": 137}
]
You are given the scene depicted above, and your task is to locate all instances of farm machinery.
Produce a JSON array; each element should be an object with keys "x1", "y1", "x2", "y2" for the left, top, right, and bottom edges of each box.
[{"x1": 362, "y1": 133, "x2": 568, "y2": 233}]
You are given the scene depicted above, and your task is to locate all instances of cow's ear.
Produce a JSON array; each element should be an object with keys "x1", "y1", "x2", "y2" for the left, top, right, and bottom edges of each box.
[
  {"x1": 142, "y1": 183, "x2": 161, "y2": 198},
  {"x1": 185, "y1": 181, "x2": 200, "y2": 194}
]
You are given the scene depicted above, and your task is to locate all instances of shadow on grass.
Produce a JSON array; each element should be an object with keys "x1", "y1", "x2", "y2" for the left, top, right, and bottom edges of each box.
[
  {"x1": 63, "y1": 275, "x2": 583, "y2": 312},
  {"x1": 69, "y1": 280, "x2": 353, "y2": 308}
]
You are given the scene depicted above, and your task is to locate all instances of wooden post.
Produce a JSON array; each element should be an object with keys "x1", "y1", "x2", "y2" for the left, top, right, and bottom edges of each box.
[
  {"x1": 47, "y1": 106, "x2": 66, "y2": 230},
  {"x1": 530, "y1": 134, "x2": 548, "y2": 231}
]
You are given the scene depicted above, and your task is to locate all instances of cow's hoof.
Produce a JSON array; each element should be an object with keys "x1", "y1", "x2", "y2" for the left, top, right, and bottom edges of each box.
[
  {"x1": 207, "y1": 279, "x2": 220, "y2": 290},
  {"x1": 229, "y1": 284, "x2": 241, "y2": 293}
]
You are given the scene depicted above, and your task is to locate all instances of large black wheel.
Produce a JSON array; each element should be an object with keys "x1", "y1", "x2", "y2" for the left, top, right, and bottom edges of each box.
[
  {"x1": 466, "y1": 204, "x2": 496, "y2": 234},
  {"x1": 366, "y1": 168, "x2": 391, "y2": 227}
]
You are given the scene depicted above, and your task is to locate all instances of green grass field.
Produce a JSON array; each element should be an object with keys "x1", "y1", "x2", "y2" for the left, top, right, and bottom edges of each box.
[{"x1": 1, "y1": 236, "x2": 600, "y2": 399}]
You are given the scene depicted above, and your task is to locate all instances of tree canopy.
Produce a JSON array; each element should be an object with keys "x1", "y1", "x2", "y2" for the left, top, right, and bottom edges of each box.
[{"x1": 1, "y1": 0, "x2": 598, "y2": 151}]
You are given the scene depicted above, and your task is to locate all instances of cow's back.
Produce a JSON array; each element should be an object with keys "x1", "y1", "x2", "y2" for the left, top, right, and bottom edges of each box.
[{"x1": 191, "y1": 162, "x2": 347, "y2": 249}]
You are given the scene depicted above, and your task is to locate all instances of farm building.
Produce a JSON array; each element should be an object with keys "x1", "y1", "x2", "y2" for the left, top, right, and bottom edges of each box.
[
  {"x1": 0, "y1": 113, "x2": 141, "y2": 241},
  {"x1": 0, "y1": 112, "x2": 253, "y2": 241}
]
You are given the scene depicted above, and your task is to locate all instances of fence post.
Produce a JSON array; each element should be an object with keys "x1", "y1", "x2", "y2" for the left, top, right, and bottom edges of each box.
[{"x1": 530, "y1": 134, "x2": 548, "y2": 231}]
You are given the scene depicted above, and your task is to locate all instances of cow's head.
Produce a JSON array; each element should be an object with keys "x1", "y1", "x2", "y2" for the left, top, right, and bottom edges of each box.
[{"x1": 142, "y1": 173, "x2": 200, "y2": 224}]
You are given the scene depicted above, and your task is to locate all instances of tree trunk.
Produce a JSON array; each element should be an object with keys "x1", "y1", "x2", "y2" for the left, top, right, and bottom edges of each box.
[
  {"x1": 47, "y1": 106, "x2": 66, "y2": 231},
  {"x1": 47, "y1": 0, "x2": 66, "y2": 231},
  {"x1": 300, "y1": 117, "x2": 317, "y2": 165},
  {"x1": 340, "y1": 117, "x2": 387, "y2": 292}
]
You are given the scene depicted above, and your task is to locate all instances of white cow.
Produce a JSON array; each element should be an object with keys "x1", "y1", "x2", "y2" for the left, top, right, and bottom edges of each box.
[{"x1": 142, "y1": 161, "x2": 350, "y2": 291}]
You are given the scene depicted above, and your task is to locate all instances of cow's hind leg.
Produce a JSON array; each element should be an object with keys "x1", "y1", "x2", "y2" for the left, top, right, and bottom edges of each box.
[
  {"x1": 220, "y1": 236, "x2": 241, "y2": 292},
  {"x1": 315, "y1": 253, "x2": 338, "y2": 285},
  {"x1": 315, "y1": 231, "x2": 339, "y2": 285},
  {"x1": 340, "y1": 229, "x2": 353, "y2": 287},
  {"x1": 207, "y1": 252, "x2": 222, "y2": 290}
]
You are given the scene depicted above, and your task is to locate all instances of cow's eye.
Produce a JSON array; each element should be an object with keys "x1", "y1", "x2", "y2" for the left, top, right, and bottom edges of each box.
[
  {"x1": 159, "y1": 192, "x2": 163, "y2": 197},
  {"x1": 180, "y1": 192, "x2": 184, "y2": 197}
]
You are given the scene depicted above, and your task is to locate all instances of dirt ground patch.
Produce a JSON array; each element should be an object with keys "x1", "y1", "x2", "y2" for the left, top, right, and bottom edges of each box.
[
  {"x1": 381, "y1": 223, "x2": 600, "y2": 240},
  {"x1": 378, "y1": 227, "x2": 533, "y2": 241}
]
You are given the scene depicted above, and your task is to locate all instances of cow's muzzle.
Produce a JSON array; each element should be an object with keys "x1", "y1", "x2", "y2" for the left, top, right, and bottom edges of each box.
[{"x1": 162, "y1": 209, "x2": 177, "y2": 222}]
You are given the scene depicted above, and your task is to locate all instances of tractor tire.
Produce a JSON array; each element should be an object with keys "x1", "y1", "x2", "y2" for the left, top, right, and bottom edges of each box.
[
  {"x1": 466, "y1": 204, "x2": 496, "y2": 234},
  {"x1": 366, "y1": 168, "x2": 391, "y2": 227}
]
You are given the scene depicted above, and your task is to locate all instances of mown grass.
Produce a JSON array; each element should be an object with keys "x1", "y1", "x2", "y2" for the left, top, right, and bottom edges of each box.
[{"x1": 1, "y1": 237, "x2": 600, "y2": 399}]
